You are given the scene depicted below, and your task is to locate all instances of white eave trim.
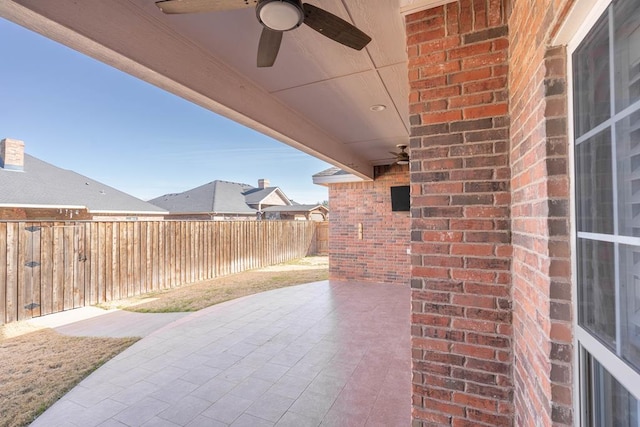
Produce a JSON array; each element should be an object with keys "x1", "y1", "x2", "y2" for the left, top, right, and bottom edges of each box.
[
  {"x1": 400, "y1": 0, "x2": 455, "y2": 16},
  {"x1": 313, "y1": 173, "x2": 367, "y2": 186},
  {"x1": 552, "y1": 0, "x2": 608, "y2": 46}
]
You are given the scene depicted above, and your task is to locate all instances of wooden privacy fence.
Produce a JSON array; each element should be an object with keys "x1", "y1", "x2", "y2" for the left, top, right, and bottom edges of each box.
[{"x1": 0, "y1": 220, "x2": 319, "y2": 325}]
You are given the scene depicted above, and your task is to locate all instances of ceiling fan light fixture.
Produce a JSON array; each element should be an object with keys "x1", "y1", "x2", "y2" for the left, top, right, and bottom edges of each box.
[
  {"x1": 394, "y1": 144, "x2": 409, "y2": 165},
  {"x1": 257, "y1": 0, "x2": 304, "y2": 32}
]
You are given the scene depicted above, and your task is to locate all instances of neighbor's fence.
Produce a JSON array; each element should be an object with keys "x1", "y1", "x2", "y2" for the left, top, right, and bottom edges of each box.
[{"x1": 0, "y1": 220, "x2": 318, "y2": 325}]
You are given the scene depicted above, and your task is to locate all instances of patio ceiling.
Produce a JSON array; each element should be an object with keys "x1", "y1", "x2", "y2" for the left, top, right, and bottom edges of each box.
[{"x1": 0, "y1": 0, "x2": 442, "y2": 179}]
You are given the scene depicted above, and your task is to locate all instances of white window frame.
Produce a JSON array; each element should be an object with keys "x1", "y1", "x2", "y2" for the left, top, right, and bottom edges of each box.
[{"x1": 568, "y1": 0, "x2": 640, "y2": 425}]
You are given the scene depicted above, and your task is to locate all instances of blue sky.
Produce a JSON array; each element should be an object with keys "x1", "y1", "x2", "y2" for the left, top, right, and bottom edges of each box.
[{"x1": 0, "y1": 18, "x2": 331, "y2": 204}]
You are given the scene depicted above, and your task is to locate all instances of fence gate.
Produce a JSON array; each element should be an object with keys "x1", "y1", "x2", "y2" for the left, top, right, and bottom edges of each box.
[{"x1": 0, "y1": 222, "x2": 88, "y2": 324}]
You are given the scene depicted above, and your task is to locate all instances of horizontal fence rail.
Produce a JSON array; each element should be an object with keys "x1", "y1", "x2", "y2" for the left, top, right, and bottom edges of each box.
[{"x1": 0, "y1": 220, "x2": 319, "y2": 325}]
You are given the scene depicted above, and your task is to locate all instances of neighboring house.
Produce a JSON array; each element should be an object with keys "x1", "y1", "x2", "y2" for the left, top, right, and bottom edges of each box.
[
  {"x1": 0, "y1": 138, "x2": 167, "y2": 221},
  {"x1": 262, "y1": 204, "x2": 328, "y2": 221},
  {"x1": 149, "y1": 178, "x2": 322, "y2": 221}
]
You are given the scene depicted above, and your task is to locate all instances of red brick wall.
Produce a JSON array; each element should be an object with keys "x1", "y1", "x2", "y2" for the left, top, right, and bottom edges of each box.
[
  {"x1": 508, "y1": 0, "x2": 573, "y2": 425},
  {"x1": 407, "y1": 2, "x2": 513, "y2": 425},
  {"x1": 0, "y1": 207, "x2": 91, "y2": 221},
  {"x1": 406, "y1": 0, "x2": 575, "y2": 425},
  {"x1": 406, "y1": 0, "x2": 513, "y2": 426},
  {"x1": 327, "y1": 164, "x2": 410, "y2": 284}
]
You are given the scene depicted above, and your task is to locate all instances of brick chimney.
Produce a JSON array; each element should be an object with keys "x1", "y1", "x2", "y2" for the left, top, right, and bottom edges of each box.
[
  {"x1": 0, "y1": 138, "x2": 25, "y2": 171},
  {"x1": 258, "y1": 179, "x2": 270, "y2": 189}
]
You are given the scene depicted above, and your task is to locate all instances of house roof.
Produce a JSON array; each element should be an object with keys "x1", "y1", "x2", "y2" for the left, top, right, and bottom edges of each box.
[
  {"x1": 243, "y1": 187, "x2": 279, "y2": 205},
  {"x1": 149, "y1": 180, "x2": 256, "y2": 215},
  {"x1": 0, "y1": 154, "x2": 167, "y2": 214},
  {"x1": 149, "y1": 180, "x2": 294, "y2": 215},
  {"x1": 244, "y1": 187, "x2": 293, "y2": 207}
]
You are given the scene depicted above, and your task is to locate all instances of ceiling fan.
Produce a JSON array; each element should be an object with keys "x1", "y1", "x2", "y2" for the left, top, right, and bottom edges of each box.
[
  {"x1": 389, "y1": 144, "x2": 409, "y2": 165},
  {"x1": 155, "y1": 0, "x2": 372, "y2": 67}
]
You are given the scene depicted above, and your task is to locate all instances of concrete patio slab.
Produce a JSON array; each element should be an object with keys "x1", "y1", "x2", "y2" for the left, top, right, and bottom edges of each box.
[{"x1": 30, "y1": 281, "x2": 410, "y2": 426}]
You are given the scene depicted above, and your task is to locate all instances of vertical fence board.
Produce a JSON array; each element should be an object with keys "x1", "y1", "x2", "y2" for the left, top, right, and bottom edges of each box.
[
  {"x1": 40, "y1": 225, "x2": 53, "y2": 316},
  {"x1": 106, "y1": 222, "x2": 115, "y2": 302},
  {"x1": 133, "y1": 222, "x2": 140, "y2": 296},
  {"x1": 180, "y1": 221, "x2": 186, "y2": 285},
  {"x1": 148, "y1": 222, "x2": 156, "y2": 291},
  {"x1": 88, "y1": 223, "x2": 97, "y2": 305},
  {"x1": 0, "y1": 223, "x2": 6, "y2": 324},
  {"x1": 166, "y1": 221, "x2": 173, "y2": 288},
  {"x1": 155, "y1": 221, "x2": 161, "y2": 290},
  {"x1": 111, "y1": 222, "x2": 119, "y2": 301},
  {"x1": 17, "y1": 224, "x2": 29, "y2": 320},
  {"x1": 156, "y1": 221, "x2": 162, "y2": 290},
  {"x1": 5, "y1": 223, "x2": 18, "y2": 323},
  {"x1": 31, "y1": 224, "x2": 42, "y2": 318},
  {"x1": 117, "y1": 222, "x2": 125, "y2": 299},
  {"x1": 62, "y1": 225, "x2": 74, "y2": 310},
  {"x1": 195, "y1": 222, "x2": 200, "y2": 281},
  {"x1": 198, "y1": 222, "x2": 204, "y2": 281},
  {"x1": 75, "y1": 223, "x2": 87, "y2": 308},
  {"x1": 146, "y1": 222, "x2": 152, "y2": 291},
  {"x1": 96, "y1": 223, "x2": 105, "y2": 303},
  {"x1": 126, "y1": 222, "x2": 134, "y2": 297},
  {"x1": 51, "y1": 224, "x2": 63, "y2": 312},
  {"x1": 140, "y1": 222, "x2": 147, "y2": 294},
  {"x1": 186, "y1": 222, "x2": 192, "y2": 283}
]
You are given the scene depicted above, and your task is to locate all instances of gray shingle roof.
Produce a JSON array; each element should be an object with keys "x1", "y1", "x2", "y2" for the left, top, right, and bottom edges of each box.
[
  {"x1": 244, "y1": 187, "x2": 279, "y2": 205},
  {"x1": 0, "y1": 154, "x2": 166, "y2": 214},
  {"x1": 149, "y1": 180, "x2": 299, "y2": 216},
  {"x1": 149, "y1": 181, "x2": 258, "y2": 214}
]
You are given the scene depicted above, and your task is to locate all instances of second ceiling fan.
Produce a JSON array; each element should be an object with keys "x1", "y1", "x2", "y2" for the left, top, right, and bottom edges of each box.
[{"x1": 155, "y1": 0, "x2": 372, "y2": 67}]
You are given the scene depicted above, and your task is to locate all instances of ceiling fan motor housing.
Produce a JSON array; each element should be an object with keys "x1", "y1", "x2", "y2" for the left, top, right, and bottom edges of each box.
[{"x1": 256, "y1": 0, "x2": 304, "y2": 32}]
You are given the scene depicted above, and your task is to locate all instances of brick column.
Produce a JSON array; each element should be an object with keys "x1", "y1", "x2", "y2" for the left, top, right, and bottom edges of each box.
[{"x1": 407, "y1": 1, "x2": 513, "y2": 425}]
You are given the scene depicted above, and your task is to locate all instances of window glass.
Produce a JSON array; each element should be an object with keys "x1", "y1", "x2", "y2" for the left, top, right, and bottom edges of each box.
[
  {"x1": 614, "y1": 0, "x2": 640, "y2": 112},
  {"x1": 574, "y1": 12, "x2": 610, "y2": 137},
  {"x1": 575, "y1": 1, "x2": 640, "y2": 424},
  {"x1": 576, "y1": 130, "x2": 614, "y2": 234},
  {"x1": 617, "y1": 114, "x2": 640, "y2": 237},
  {"x1": 585, "y1": 353, "x2": 639, "y2": 427},
  {"x1": 620, "y1": 245, "x2": 640, "y2": 371},
  {"x1": 578, "y1": 239, "x2": 616, "y2": 350}
]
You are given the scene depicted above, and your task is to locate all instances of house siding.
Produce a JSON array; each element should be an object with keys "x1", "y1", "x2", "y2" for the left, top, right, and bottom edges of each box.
[{"x1": 327, "y1": 164, "x2": 410, "y2": 285}]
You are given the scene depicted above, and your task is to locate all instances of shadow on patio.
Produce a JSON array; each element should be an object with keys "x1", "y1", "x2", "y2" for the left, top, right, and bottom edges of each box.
[{"x1": 30, "y1": 280, "x2": 410, "y2": 427}]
